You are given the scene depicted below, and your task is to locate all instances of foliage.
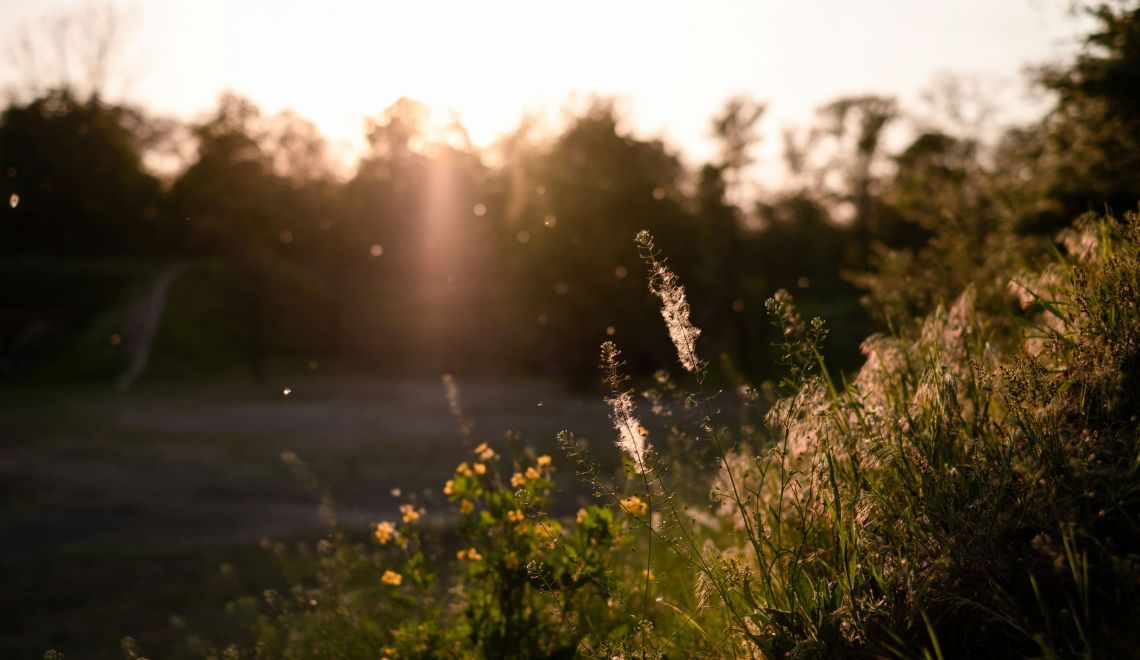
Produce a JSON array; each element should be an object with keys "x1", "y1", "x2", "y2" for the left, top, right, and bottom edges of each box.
[{"x1": 186, "y1": 210, "x2": 1140, "y2": 659}]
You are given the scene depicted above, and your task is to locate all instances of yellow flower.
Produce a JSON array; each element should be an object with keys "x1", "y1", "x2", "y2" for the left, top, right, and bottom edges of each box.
[
  {"x1": 536, "y1": 454, "x2": 552, "y2": 467},
  {"x1": 400, "y1": 504, "x2": 422, "y2": 523},
  {"x1": 443, "y1": 479, "x2": 454, "y2": 495},
  {"x1": 507, "y1": 509, "x2": 525, "y2": 523},
  {"x1": 510, "y1": 472, "x2": 526, "y2": 488},
  {"x1": 620, "y1": 495, "x2": 648, "y2": 516},
  {"x1": 381, "y1": 570, "x2": 402, "y2": 586},
  {"x1": 513, "y1": 522, "x2": 529, "y2": 536},
  {"x1": 503, "y1": 552, "x2": 519, "y2": 569},
  {"x1": 459, "y1": 500, "x2": 475, "y2": 514},
  {"x1": 456, "y1": 462, "x2": 473, "y2": 477},
  {"x1": 473, "y1": 462, "x2": 487, "y2": 475},
  {"x1": 525, "y1": 466, "x2": 540, "y2": 480},
  {"x1": 381, "y1": 647, "x2": 397, "y2": 660},
  {"x1": 374, "y1": 521, "x2": 396, "y2": 545},
  {"x1": 457, "y1": 547, "x2": 482, "y2": 561},
  {"x1": 473, "y1": 442, "x2": 489, "y2": 454},
  {"x1": 576, "y1": 508, "x2": 589, "y2": 524}
]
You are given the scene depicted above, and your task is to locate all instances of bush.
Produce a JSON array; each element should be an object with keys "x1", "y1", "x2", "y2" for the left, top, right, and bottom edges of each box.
[{"x1": 192, "y1": 212, "x2": 1137, "y2": 659}]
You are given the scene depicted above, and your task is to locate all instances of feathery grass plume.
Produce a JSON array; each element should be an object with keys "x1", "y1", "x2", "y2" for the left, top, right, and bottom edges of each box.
[
  {"x1": 441, "y1": 373, "x2": 475, "y2": 445},
  {"x1": 601, "y1": 341, "x2": 651, "y2": 471},
  {"x1": 635, "y1": 230, "x2": 703, "y2": 372}
]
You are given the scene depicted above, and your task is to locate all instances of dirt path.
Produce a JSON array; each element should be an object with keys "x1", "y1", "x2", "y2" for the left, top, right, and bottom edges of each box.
[
  {"x1": 116, "y1": 262, "x2": 187, "y2": 390},
  {"x1": 0, "y1": 377, "x2": 616, "y2": 557}
]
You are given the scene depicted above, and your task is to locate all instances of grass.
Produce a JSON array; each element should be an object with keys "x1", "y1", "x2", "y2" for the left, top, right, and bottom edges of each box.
[
  {"x1": 10, "y1": 211, "x2": 1139, "y2": 658},
  {"x1": 184, "y1": 212, "x2": 1138, "y2": 658}
]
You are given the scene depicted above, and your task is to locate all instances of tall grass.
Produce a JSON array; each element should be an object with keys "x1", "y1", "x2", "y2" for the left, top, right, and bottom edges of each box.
[{"x1": 181, "y1": 211, "x2": 1138, "y2": 659}]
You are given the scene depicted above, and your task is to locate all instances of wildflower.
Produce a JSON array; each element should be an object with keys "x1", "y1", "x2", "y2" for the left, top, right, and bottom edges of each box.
[
  {"x1": 456, "y1": 462, "x2": 473, "y2": 477},
  {"x1": 400, "y1": 504, "x2": 421, "y2": 524},
  {"x1": 473, "y1": 442, "x2": 495, "y2": 460},
  {"x1": 576, "y1": 508, "x2": 589, "y2": 524},
  {"x1": 375, "y1": 521, "x2": 396, "y2": 545},
  {"x1": 443, "y1": 480, "x2": 454, "y2": 496},
  {"x1": 620, "y1": 495, "x2": 649, "y2": 516},
  {"x1": 459, "y1": 500, "x2": 475, "y2": 514},
  {"x1": 536, "y1": 454, "x2": 552, "y2": 467},
  {"x1": 510, "y1": 472, "x2": 526, "y2": 488},
  {"x1": 381, "y1": 570, "x2": 403, "y2": 586},
  {"x1": 503, "y1": 552, "x2": 519, "y2": 569},
  {"x1": 507, "y1": 509, "x2": 525, "y2": 523},
  {"x1": 525, "y1": 466, "x2": 540, "y2": 480},
  {"x1": 473, "y1": 462, "x2": 487, "y2": 475},
  {"x1": 473, "y1": 442, "x2": 489, "y2": 455},
  {"x1": 457, "y1": 548, "x2": 483, "y2": 561}
]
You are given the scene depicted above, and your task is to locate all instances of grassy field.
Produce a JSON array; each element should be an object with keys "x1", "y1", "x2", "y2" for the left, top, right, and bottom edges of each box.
[{"x1": 0, "y1": 376, "x2": 617, "y2": 659}]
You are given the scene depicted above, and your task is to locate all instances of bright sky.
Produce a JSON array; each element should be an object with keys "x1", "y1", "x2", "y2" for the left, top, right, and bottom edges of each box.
[{"x1": 1, "y1": 0, "x2": 1091, "y2": 176}]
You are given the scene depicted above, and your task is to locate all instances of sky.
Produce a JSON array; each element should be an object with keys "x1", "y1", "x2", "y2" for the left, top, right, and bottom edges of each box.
[{"x1": 0, "y1": 0, "x2": 1092, "y2": 178}]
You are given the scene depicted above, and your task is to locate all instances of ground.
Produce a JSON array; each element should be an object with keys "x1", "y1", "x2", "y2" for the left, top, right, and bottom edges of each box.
[{"x1": 0, "y1": 376, "x2": 617, "y2": 659}]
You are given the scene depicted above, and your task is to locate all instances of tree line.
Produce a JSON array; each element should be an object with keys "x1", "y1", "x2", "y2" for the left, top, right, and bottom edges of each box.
[{"x1": 2, "y1": 2, "x2": 1137, "y2": 385}]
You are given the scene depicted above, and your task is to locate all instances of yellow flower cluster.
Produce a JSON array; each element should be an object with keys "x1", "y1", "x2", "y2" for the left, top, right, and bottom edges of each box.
[
  {"x1": 456, "y1": 547, "x2": 483, "y2": 561},
  {"x1": 473, "y1": 462, "x2": 487, "y2": 475},
  {"x1": 536, "y1": 454, "x2": 552, "y2": 467},
  {"x1": 576, "y1": 508, "x2": 589, "y2": 524},
  {"x1": 443, "y1": 479, "x2": 454, "y2": 495},
  {"x1": 473, "y1": 442, "x2": 496, "y2": 461},
  {"x1": 374, "y1": 521, "x2": 396, "y2": 545},
  {"x1": 456, "y1": 462, "x2": 473, "y2": 477},
  {"x1": 507, "y1": 509, "x2": 525, "y2": 523},
  {"x1": 525, "y1": 466, "x2": 540, "y2": 480},
  {"x1": 620, "y1": 495, "x2": 648, "y2": 516},
  {"x1": 381, "y1": 570, "x2": 403, "y2": 586},
  {"x1": 510, "y1": 472, "x2": 527, "y2": 488},
  {"x1": 400, "y1": 504, "x2": 422, "y2": 524}
]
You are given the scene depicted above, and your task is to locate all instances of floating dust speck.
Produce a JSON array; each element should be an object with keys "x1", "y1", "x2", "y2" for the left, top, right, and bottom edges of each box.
[
  {"x1": 614, "y1": 266, "x2": 628, "y2": 279},
  {"x1": 370, "y1": 243, "x2": 383, "y2": 257},
  {"x1": 732, "y1": 299, "x2": 745, "y2": 313},
  {"x1": 279, "y1": 229, "x2": 293, "y2": 244},
  {"x1": 606, "y1": 326, "x2": 616, "y2": 336},
  {"x1": 554, "y1": 281, "x2": 569, "y2": 295},
  {"x1": 472, "y1": 203, "x2": 487, "y2": 216},
  {"x1": 8, "y1": 194, "x2": 19, "y2": 208},
  {"x1": 282, "y1": 387, "x2": 292, "y2": 397},
  {"x1": 652, "y1": 187, "x2": 666, "y2": 200},
  {"x1": 516, "y1": 230, "x2": 530, "y2": 244},
  {"x1": 543, "y1": 214, "x2": 557, "y2": 228}
]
